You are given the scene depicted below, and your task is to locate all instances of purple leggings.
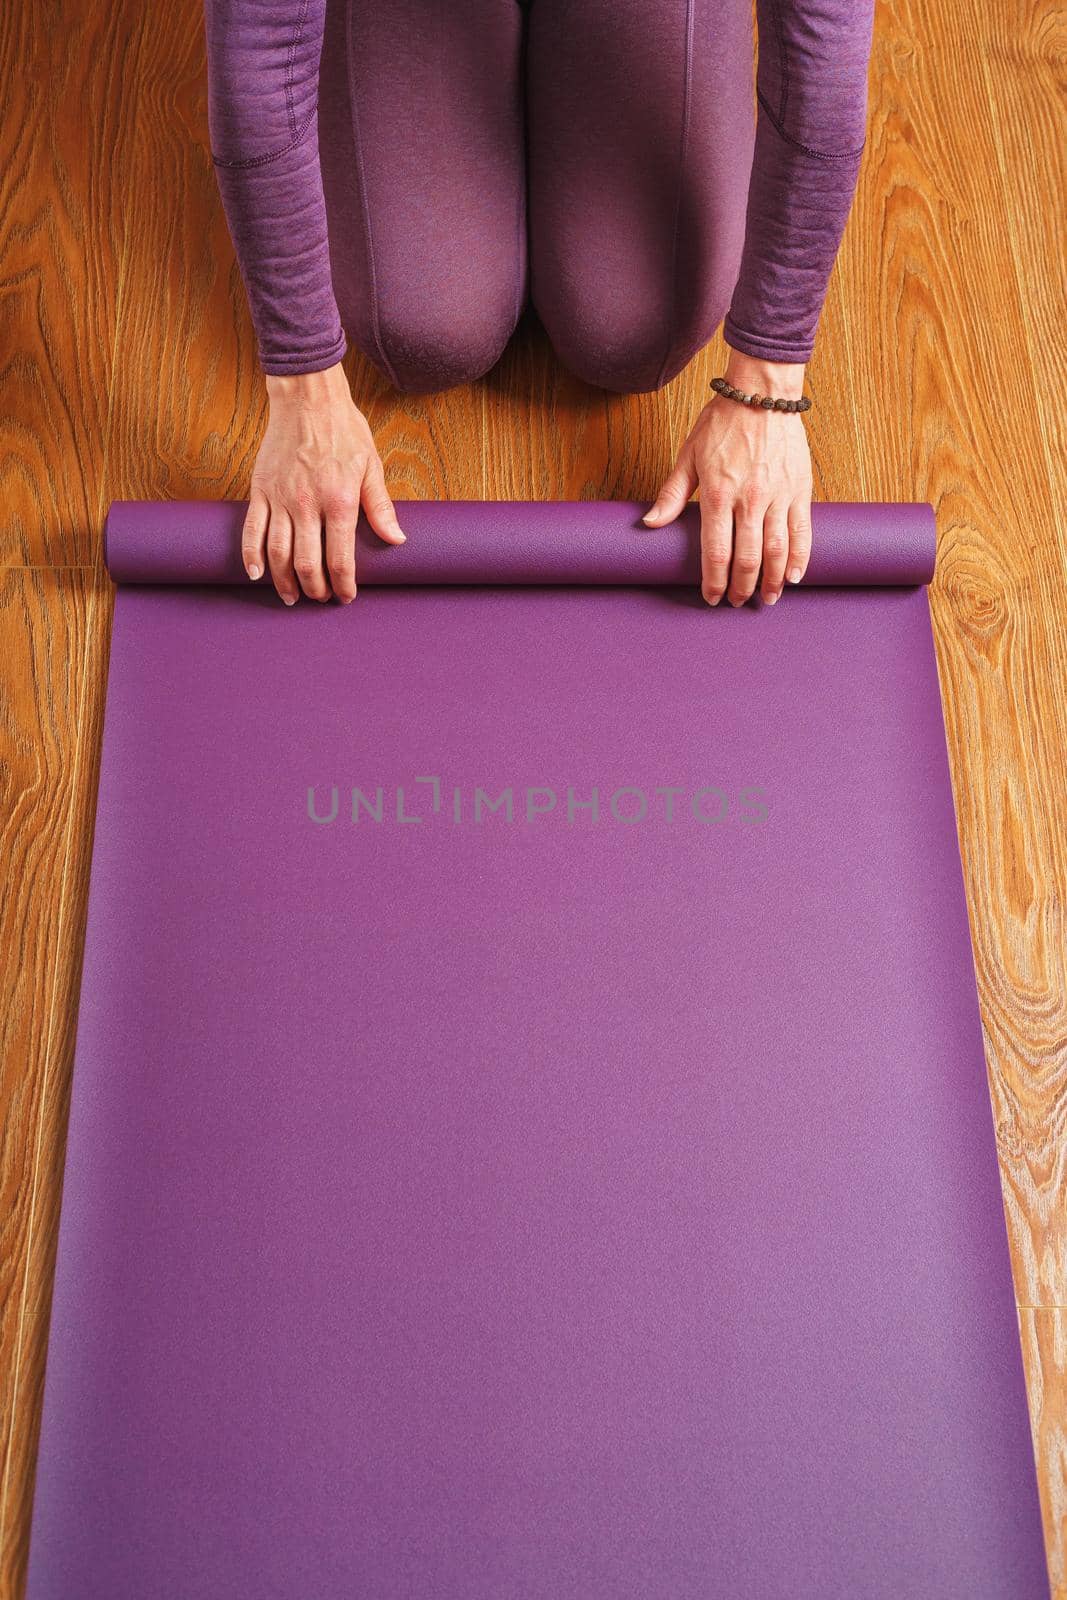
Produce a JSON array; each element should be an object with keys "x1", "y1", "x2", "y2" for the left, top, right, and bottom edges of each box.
[
  {"x1": 206, "y1": 0, "x2": 873, "y2": 390},
  {"x1": 316, "y1": 0, "x2": 754, "y2": 393}
]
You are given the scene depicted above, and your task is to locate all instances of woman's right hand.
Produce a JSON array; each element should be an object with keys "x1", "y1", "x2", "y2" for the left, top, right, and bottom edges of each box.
[{"x1": 243, "y1": 361, "x2": 406, "y2": 605}]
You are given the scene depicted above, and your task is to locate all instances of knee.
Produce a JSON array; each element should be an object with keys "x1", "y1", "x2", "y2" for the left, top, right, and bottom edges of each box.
[
  {"x1": 534, "y1": 249, "x2": 726, "y2": 392},
  {"x1": 370, "y1": 290, "x2": 518, "y2": 395},
  {"x1": 537, "y1": 291, "x2": 698, "y2": 394}
]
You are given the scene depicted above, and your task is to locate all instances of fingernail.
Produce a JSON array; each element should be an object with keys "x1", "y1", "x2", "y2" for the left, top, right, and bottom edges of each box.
[
  {"x1": 283, "y1": 595, "x2": 297, "y2": 607},
  {"x1": 787, "y1": 567, "x2": 802, "y2": 584},
  {"x1": 766, "y1": 590, "x2": 779, "y2": 605},
  {"x1": 247, "y1": 564, "x2": 261, "y2": 581},
  {"x1": 642, "y1": 507, "x2": 660, "y2": 524},
  {"x1": 393, "y1": 529, "x2": 407, "y2": 543}
]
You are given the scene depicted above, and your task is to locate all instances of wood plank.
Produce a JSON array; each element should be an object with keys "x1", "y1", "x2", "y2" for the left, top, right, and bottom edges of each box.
[
  {"x1": 0, "y1": 570, "x2": 109, "y2": 1599},
  {"x1": 840, "y1": 0, "x2": 1067, "y2": 1310},
  {"x1": 972, "y1": 0, "x2": 1067, "y2": 537},
  {"x1": 483, "y1": 306, "x2": 669, "y2": 502},
  {"x1": 0, "y1": 5, "x2": 142, "y2": 568}
]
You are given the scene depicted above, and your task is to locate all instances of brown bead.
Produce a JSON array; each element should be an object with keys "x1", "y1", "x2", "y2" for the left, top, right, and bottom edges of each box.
[
  {"x1": 761, "y1": 396, "x2": 775, "y2": 409},
  {"x1": 749, "y1": 392, "x2": 762, "y2": 405}
]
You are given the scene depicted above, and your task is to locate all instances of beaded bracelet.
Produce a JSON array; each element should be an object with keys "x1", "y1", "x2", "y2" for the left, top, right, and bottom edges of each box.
[{"x1": 710, "y1": 375, "x2": 811, "y2": 414}]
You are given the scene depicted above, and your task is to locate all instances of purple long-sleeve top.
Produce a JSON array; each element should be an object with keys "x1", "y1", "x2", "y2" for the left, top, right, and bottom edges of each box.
[{"x1": 203, "y1": 1, "x2": 874, "y2": 376}]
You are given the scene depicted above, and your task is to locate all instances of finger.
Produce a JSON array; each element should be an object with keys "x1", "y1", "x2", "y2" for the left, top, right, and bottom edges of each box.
[
  {"x1": 642, "y1": 445, "x2": 698, "y2": 526},
  {"x1": 242, "y1": 488, "x2": 270, "y2": 581},
  {"x1": 760, "y1": 500, "x2": 790, "y2": 604},
  {"x1": 292, "y1": 500, "x2": 330, "y2": 602},
  {"x1": 266, "y1": 503, "x2": 299, "y2": 606},
  {"x1": 324, "y1": 488, "x2": 359, "y2": 604},
  {"x1": 699, "y1": 486, "x2": 733, "y2": 606},
  {"x1": 786, "y1": 496, "x2": 814, "y2": 586},
  {"x1": 361, "y1": 456, "x2": 406, "y2": 546},
  {"x1": 727, "y1": 486, "x2": 767, "y2": 606}
]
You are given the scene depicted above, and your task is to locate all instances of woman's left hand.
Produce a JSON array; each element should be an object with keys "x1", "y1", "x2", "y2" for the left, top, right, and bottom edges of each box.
[{"x1": 642, "y1": 352, "x2": 814, "y2": 606}]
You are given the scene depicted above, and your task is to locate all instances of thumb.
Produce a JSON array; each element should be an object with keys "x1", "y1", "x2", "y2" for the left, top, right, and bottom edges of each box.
[
  {"x1": 643, "y1": 449, "x2": 698, "y2": 525},
  {"x1": 360, "y1": 455, "x2": 407, "y2": 546}
]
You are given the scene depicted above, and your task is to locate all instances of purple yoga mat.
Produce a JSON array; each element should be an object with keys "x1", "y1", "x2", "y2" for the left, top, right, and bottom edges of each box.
[{"x1": 28, "y1": 501, "x2": 1047, "y2": 1598}]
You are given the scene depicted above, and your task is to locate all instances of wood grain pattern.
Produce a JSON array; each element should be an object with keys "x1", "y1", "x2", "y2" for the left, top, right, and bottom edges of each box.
[
  {"x1": 482, "y1": 308, "x2": 671, "y2": 502},
  {"x1": 0, "y1": 4, "x2": 142, "y2": 567},
  {"x1": 0, "y1": 570, "x2": 109, "y2": 1595},
  {"x1": 1, "y1": 0, "x2": 1064, "y2": 1592},
  {"x1": 850, "y1": 0, "x2": 1067, "y2": 1312}
]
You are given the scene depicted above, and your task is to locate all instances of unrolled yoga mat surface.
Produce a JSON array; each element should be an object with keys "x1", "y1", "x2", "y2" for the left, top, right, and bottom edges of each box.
[{"x1": 29, "y1": 501, "x2": 1046, "y2": 1598}]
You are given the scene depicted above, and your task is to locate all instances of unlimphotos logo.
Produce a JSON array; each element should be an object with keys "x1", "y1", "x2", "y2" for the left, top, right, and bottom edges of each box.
[{"x1": 306, "y1": 778, "x2": 768, "y2": 828}]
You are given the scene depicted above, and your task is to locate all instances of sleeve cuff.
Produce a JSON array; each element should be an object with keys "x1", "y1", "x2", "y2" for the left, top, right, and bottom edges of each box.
[
  {"x1": 260, "y1": 331, "x2": 348, "y2": 377},
  {"x1": 721, "y1": 316, "x2": 814, "y2": 366}
]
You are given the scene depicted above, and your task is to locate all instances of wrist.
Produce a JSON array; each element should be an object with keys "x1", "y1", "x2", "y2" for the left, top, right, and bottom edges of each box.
[
  {"x1": 723, "y1": 347, "x2": 806, "y2": 401},
  {"x1": 265, "y1": 361, "x2": 350, "y2": 407}
]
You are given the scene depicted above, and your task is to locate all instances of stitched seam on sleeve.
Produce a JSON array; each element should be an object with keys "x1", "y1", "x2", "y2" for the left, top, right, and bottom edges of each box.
[
  {"x1": 284, "y1": 0, "x2": 311, "y2": 141},
  {"x1": 212, "y1": 103, "x2": 316, "y2": 170},
  {"x1": 211, "y1": 0, "x2": 313, "y2": 170},
  {"x1": 765, "y1": 0, "x2": 789, "y2": 126},
  {"x1": 757, "y1": 88, "x2": 866, "y2": 160}
]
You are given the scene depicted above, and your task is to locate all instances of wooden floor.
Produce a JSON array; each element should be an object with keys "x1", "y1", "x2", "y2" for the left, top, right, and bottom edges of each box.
[{"x1": 1, "y1": 0, "x2": 1064, "y2": 1592}]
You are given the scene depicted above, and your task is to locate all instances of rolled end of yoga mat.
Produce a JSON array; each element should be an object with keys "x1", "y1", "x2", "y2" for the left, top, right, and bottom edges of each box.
[{"x1": 103, "y1": 499, "x2": 936, "y2": 587}]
